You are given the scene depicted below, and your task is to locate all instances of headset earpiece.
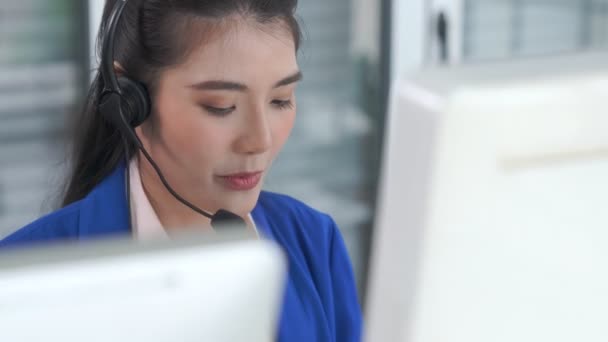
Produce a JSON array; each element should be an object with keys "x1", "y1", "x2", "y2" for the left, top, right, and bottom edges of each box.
[
  {"x1": 98, "y1": 76, "x2": 150, "y2": 132},
  {"x1": 117, "y1": 76, "x2": 151, "y2": 128}
]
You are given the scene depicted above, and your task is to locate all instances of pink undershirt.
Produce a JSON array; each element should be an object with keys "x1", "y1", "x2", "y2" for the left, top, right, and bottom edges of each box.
[{"x1": 128, "y1": 158, "x2": 257, "y2": 240}]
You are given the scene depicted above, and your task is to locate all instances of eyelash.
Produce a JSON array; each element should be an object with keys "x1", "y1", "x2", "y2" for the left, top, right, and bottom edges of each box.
[
  {"x1": 204, "y1": 106, "x2": 235, "y2": 116},
  {"x1": 203, "y1": 99, "x2": 294, "y2": 116},
  {"x1": 271, "y1": 99, "x2": 294, "y2": 110}
]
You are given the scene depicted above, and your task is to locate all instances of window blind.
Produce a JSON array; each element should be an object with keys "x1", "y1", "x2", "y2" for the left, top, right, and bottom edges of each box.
[
  {"x1": 0, "y1": 1, "x2": 82, "y2": 236},
  {"x1": 463, "y1": 0, "x2": 608, "y2": 61}
]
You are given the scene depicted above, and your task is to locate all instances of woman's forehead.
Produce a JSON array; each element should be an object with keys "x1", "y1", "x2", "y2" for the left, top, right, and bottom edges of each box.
[{"x1": 171, "y1": 19, "x2": 297, "y2": 79}]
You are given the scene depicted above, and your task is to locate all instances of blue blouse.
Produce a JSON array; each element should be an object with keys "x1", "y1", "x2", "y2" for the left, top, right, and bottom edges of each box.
[{"x1": 0, "y1": 162, "x2": 362, "y2": 341}]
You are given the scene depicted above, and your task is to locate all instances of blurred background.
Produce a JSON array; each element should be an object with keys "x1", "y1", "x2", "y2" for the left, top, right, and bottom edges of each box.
[{"x1": 2, "y1": 0, "x2": 608, "y2": 319}]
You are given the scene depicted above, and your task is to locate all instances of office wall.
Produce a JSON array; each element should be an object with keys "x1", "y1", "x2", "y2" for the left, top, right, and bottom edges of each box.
[{"x1": 390, "y1": 0, "x2": 429, "y2": 77}]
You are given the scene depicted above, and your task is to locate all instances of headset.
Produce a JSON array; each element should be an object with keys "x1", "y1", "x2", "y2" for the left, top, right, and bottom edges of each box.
[{"x1": 98, "y1": 0, "x2": 246, "y2": 230}]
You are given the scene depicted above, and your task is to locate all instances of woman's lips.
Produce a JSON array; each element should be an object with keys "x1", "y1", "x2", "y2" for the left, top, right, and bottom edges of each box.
[{"x1": 217, "y1": 172, "x2": 263, "y2": 191}]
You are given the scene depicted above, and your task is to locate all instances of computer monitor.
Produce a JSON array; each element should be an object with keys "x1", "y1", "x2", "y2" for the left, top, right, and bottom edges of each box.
[
  {"x1": 0, "y1": 231, "x2": 286, "y2": 342},
  {"x1": 366, "y1": 53, "x2": 608, "y2": 342}
]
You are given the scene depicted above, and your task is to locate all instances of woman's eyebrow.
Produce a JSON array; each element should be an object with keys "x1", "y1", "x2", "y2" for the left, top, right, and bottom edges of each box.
[
  {"x1": 274, "y1": 71, "x2": 303, "y2": 88},
  {"x1": 188, "y1": 71, "x2": 302, "y2": 92},
  {"x1": 188, "y1": 80, "x2": 246, "y2": 91}
]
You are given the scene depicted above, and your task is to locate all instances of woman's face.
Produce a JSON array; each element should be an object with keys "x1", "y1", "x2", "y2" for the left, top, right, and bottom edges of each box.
[{"x1": 137, "y1": 20, "x2": 300, "y2": 217}]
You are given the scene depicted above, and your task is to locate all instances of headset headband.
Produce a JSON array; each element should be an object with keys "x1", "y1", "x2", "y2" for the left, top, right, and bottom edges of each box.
[{"x1": 101, "y1": 0, "x2": 128, "y2": 94}]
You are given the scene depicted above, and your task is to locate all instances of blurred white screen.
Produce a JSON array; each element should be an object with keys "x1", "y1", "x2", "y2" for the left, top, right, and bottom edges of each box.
[{"x1": 367, "y1": 54, "x2": 608, "y2": 342}]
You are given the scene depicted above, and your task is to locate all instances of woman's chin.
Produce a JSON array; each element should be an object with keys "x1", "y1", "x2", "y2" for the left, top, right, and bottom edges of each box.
[{"x1": 217, "y1": 186, "x2": 263, "y2": 216}]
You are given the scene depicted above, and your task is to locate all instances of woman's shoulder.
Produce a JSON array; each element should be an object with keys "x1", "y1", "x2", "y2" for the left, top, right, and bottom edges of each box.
[
  {"x1": 258, "y1": 191, "x2": 332, "y2": 218},
  {"x1": 0, "y1": 200, "x2": 84, "y2": 247},
  {"x1": 256, "y1": 191, "x2": 362, "y2": 340},
  {"x1": 257, "y1": 191, "x2": 337, "y2": 230},
  {"x1": 255, "y1": 191, "x2": 341, "y2": 255}
]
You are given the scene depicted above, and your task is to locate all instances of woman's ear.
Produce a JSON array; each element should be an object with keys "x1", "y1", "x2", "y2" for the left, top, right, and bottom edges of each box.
[{"x1": 113, "y1": 61, "x2": 126, "y2": 76}]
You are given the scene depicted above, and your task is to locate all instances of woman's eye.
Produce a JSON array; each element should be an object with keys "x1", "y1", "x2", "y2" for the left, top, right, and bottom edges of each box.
[
  {"x1": 203, "y1": 105, "x2": 236, "y2": 116},
  {"x1": 272, "y1": 99, "x2": 294, "y2": 110}
]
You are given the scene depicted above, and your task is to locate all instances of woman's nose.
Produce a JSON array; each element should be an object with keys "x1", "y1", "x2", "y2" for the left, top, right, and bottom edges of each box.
[{"x1": 234, "y1": 109, "x2": 273, "y2": 155}]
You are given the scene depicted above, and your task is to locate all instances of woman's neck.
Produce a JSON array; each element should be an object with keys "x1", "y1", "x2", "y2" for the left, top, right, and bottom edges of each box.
[{"x1": 136, "y1": 155, "x2": 214, "y2": 232}]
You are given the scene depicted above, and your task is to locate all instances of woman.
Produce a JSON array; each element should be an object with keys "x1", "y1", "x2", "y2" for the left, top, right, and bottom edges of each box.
[{"x1": 0, "y1": 0, "x2": 362, "y2": 341}]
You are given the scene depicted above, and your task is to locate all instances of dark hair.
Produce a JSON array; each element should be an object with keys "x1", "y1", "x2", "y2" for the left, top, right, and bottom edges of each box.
[{"x1": 61, "y1": 0, "x2": 302, "y2": 207}]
